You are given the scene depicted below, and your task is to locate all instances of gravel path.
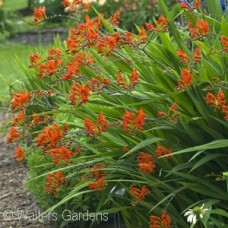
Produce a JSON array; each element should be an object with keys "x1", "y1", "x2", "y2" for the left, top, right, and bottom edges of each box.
[{"x1": 0, "y1": 112, "x2": 56, "y2": 228}]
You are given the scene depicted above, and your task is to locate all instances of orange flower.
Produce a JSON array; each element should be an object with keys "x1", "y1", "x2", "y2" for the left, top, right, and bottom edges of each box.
[
  {"x1": 156, "y1": 145, "x2": 172, "y2": 159},
  {"x1": 12, "y1": 110, "x2": 26, "y2": 126},
  {"x1": 88, "y1": 176, "x2": 107, "y2": 191},
  {"x1": 150, "y1": 210, "x2": 171, "y2": 228},
  {"x1": 47, "y1": 48, "x2": 61, "y2": 60},
  {"x1": 121, "y1": 108, "x2": 146, "y2": 133},
  {"x1": 138, "y1": 26, "x2": 148, "y2": 44},
  {"x1": 36, "y1": 122, "x2": 66, "y2": 149},
  {"x1": 10, "y1": 92, "x2": 31, "y2": 110},
  {"x1": 14, "y1": 146, "x2": 25, "y2": 162},
  {"x1": 222, "y1": 106, "x2": 228, "y2": 121},
  {"x1": 188, "y1": 20, "x2": 210, "y2": 40},
  {"x1": 137, "y1": 152, "x2": 156, "y2": 174},
  {"x1": 38, "y1": 58, "x2": 62, "y2": 78},
  {"x1": 45, "y1": 170, "x2": 65, "y2": 195},
  {"x1": 177, "y1": 49, "x2": 189, "y2": 65},
  {"x1": 84, "y1": 113, "x2": 108, "y2": 137},
  {"x1": 122, "y1": 146, "x2": 129, "y2": 152},
  {"x1": 206, "y1": 89, "x2": 226, "y2": 110},
  {"x1": 109, "y1": 9, "x2": 121, "y2": 25},
  {"x1": 29, "y1": 52, "x2": 40, "y2": 68},
  {"x1": 68, "y1": 82, "x2": 90, "y2": 106},
  {"x1": 180, "y1": 2, "x2": 190, "y2": 9},
  {"x1": 145, "y1": 22, "x2": 156, "y2": 32},
  {"x1": 96, "y1": 33, "x2": 122, "y2": 55},
  {"x1": 196, "y1": 20, "x2": 210, "y2": 36},
  {"x1": 50, "y1": 147, "x2": 73, "y2": 164},
  {"x1": 134, "y1": 108, "x2": 146, "y2": 131},
  {"x1": 177, "y1": 68, "x2": 193, "y2": 90},
  {"x1": 7, "y1": 127, "x2": 22, "y2": 143},
  {"x1": 32, "y1": 6, "x2": 47, "y2": 23},
  {"x1": 193, "y1": 0, "x2": 201, "y2": 8},
  {"x1": 88, "y1": 75, "x2": 111, "y2": 92},
  {"x1": 63, "y1": 58, "x2": 80, "y2": 80},
  {"x1": 158, "y1": 101, "x2": 179, "y2": 123},
  {"x1": 156, "y1": 16, "x2": 168, "y2": 31},
  {"x1": 91, "y1": 164, "x2": 105, "y2": 179},
  {"x1": 145, "y1": 16, "x2": 168, "y2": 33},
  {"x1": 130, "y1": 69, "x2": 140, "y2": 89},
  {"x1": 130, "y1": 185, "x2": 149, "y2": 205},
  {"x1": 220, "y1": 35, "x2": 228, "y2": 52},
  {"x1": 193, "y1": 45, "x2": 201, "y2": 64},
  {"x1": 117, "y1": 69, "x2": 140, "y2": 90}
]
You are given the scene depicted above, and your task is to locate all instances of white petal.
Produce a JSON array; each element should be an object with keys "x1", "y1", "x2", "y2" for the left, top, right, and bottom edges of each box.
[
  {"x1": 184, "y1": 210, "x2": 193, "y2": 216},
  {"x1": 188, "y1": 214, "x2": 194, "y2": 223},
  {"x1": 193, "y1": 215, "x2": 197, "y2": 224}
]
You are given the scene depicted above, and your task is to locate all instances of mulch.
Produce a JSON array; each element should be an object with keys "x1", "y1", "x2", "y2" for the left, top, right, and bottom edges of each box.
[{"x1": 0, "y1": 112, "x2": 56, "y2": 227}]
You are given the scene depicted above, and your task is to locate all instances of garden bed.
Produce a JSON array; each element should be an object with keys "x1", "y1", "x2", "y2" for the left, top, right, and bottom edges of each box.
[{"x1": 0, "y1": 112, "x2": 56, "y2": 227}]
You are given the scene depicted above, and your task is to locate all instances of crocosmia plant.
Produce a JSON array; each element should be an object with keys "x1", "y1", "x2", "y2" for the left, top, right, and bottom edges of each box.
[{"x1": 7, "y1": 0, "x2": 228, "y2": 227}]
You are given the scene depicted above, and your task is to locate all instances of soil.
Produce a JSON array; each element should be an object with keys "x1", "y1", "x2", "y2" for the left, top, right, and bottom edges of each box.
[{"x1": 0, "y1": 112, "x2": 57, "y2": 228}]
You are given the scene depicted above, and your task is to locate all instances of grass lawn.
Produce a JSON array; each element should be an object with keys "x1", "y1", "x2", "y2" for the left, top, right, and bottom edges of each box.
[
  {"x1": 0, "y1": 43, "x2": 39, "y2": 103},
  {"x1": 4, "y1": 0, "x2": 28, "y2": 12}
]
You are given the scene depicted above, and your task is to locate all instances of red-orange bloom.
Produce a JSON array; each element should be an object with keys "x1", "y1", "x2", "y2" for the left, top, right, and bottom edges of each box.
[
  {"x1": 222, "y1": 106, "x2": 228, "y2": 121},
  {"x1": 220, "y1": 35, "x2": 228, "y2": 52},
  {"x1": 121, "y1": 108, "x2": 146, "y2": 133},
  {"x1": 68, "y1": 82, "x2": 90, "y2": 106},
  {"x1": 193, "y1": 45, "x2": 202, "y2": 64},
  {"x1": 138, "y1": 26, "x2": 148, "y2": 44},
  {"x1": 88, "y1": 176, "x2": 107, "y2": 191},
  {"x1": 63, "y1": 58, "x2": 80, "y2": 80},
  {"x1": 177, "y1": 49, "x2": 189, "y2": 65},
  {"x1": 177, "y1": 68, "x2": 193, "y2": 90},
  {"x1": 29, "y1": 52, "x2": 40, "y2": 68},
  {"x1": 47, "y1": 48, "x2": 61, "y2": 60},
  {"x1": 158, "y1": 101, "x2": 179, "y2": 123},
  {"x1": 193, "y1": 0, "x2": 201, "y2": 8},
  {"x1": 7, "y1": 127, "x2": 22, "y2": 143},
  {"x1": 109, "y1": 9, "x2": 121, "y2": 25},
  {"x1": 130, "y1": 69, "x2": 140, "y2": 89},
  {"x1": 91, "y1": 164, "x2": 105, "y2": 179},
  {"x1": 196, "y1": 20, "x2": 210, "y2": 36},
  {"x1": 10, "y1": 92, "x2": 31, "y2": 110},
  {"x1": 50, "y1": 147, "x2": 73, "y2": 164},
  {"x1": 188, "y1": 20, "x2": 210, "y2": 40},
  {"x1": 130, "y1": 185, "x2": 149, "y2": 205},
  {"x1": 117, "y1": 69, "x2": 140, "y2": 90},
  {"x1": 38, "y1": 58, "x2": 62, "y2": 78},
  {"x1": 96, "y1": 33, "x2": 122, "y2": 55},
  {"x1": 33, "y1": 6, "x2": 47, "y2": 23},
  {"x1": 134, "y1": 108, "x2": 146, "y2": 130},
  {"x1": 88, "y1": 75, "x2": 111, "y2": 92},
  {"x1": 137, "y1": 152, "x2": 156, "y2": 174},
  {"x1": 156, "y1": 145, "x2": 172, "y2": 159},
  {"x1": 150, "y1": 210, "x2": 171, "y2": 228},
  {"x1": 36, "y1": 122, "x2": 66, "y2": 149},
  {"x1": 45, "y1": 170, "x2": 65, "y2": 195},
  {"x1": 84, "y1": 113, "x2": 108, "y2": 137},
  {"x1": 206, "y1": 89, "x2": 226, "y2": 110},
  {"x1": 12, "y1": 110, "x2": 26, "y2": 126},
  {"x1": 14, "y1": 146, "x2": 25, "y2": 162},
  {"x1": 156, "y1": 16, "x2": 169, "y2": 31}
]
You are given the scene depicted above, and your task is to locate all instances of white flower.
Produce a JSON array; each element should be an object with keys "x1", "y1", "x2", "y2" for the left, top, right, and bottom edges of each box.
[
  {"x1": 184, "y1": 204, "x2": 208, "y2": 225},
  {"x1": 184, "y1": 209, "x2": 197, "y2": 224}
]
